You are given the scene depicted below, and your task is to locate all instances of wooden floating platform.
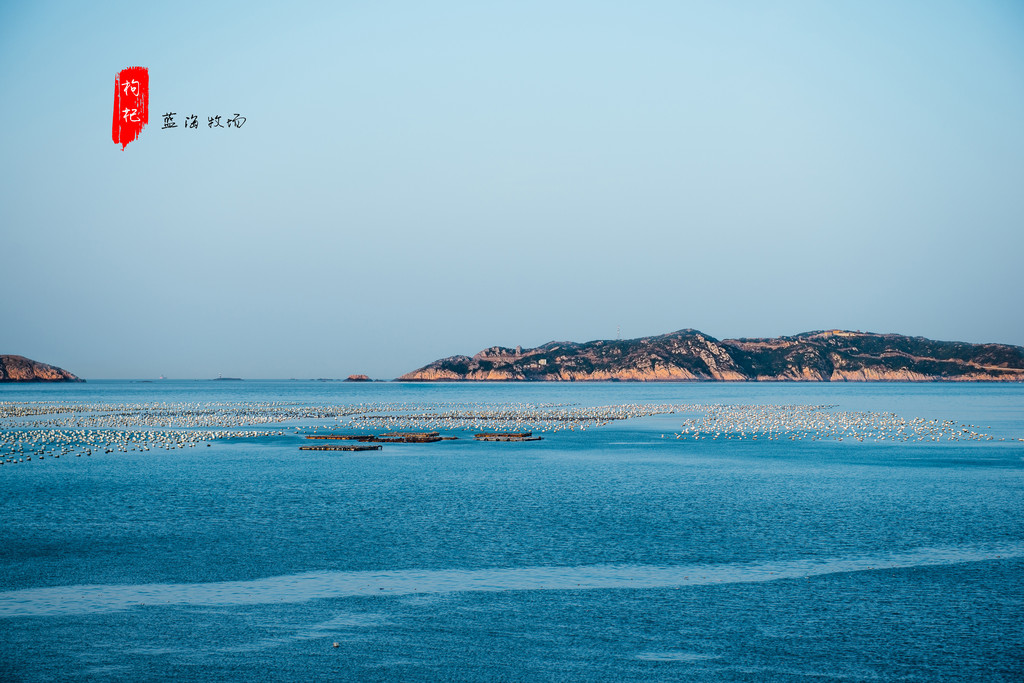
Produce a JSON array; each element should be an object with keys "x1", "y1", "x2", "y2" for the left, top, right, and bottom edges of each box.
[
  {"x1": 365, "y1": 436, "x2": 443, "y2": 443},
  {"x1": 475, "y1": 435, "x2": 543, "y2": 442},
  {"x1": 299, "y1": 444, "x2": 382, "y2": 451},
  {"x1": 305, "y1": 432, "x2": 458, "y2": 444},
  {"x1": 475, "y1": 431, "x2": 533, "y2": 438},
  {"x1": 380, "y1": 431, "x2": 440, "y2": 438}
]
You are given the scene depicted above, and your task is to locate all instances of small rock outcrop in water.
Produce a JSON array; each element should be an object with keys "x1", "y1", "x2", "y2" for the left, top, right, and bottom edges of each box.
[
  {"x1": 345, "y1": 374, "x2": 372, "y2": 382},
  {"x1": 398, "y1": 330, "x2": 1024, "y2": 382},
  {"x1": 0, "y1": 355, "x2": 84, "y2": 382}
]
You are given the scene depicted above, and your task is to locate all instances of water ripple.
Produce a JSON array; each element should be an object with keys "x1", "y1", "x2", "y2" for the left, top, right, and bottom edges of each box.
[{"x1": 1, "y1": 544, "x2": 1020, "y2": 618}]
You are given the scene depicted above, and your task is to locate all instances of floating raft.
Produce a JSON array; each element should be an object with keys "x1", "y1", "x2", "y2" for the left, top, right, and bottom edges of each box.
[
  {"x1": 475, "y1": 432, "x2": 532, "y2": 438},
  {"x1": 299, "y1": 444, "x2": 382, "y2": 451},
  {"x1": 370, "y1": 431, "x2": 447, "y2": 443},
  {"x1": 367, "y1": 436, "x2": 443, "y2": 443},
  {"x1": 305, "y1": 432, "x2": 458, "y2": 444},
  {"x1": 475, "y1": 436, "x2": 543, "y2": 442},
  {"x1": 474, "y1": 432, "x2": 542, "y2": 442}
]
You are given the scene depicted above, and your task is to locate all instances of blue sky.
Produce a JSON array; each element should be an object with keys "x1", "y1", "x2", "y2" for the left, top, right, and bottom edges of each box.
[{"x1": 2, "y1": 1, "x2": 1023, "y2": 379}]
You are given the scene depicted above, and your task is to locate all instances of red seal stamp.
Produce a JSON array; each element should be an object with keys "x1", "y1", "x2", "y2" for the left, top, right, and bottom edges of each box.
[{"x1": 112, "y1": 67, "x2": 149, "y2": 150}]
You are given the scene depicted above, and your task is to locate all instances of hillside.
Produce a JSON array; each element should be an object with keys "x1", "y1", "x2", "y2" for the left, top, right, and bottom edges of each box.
[
  {"x1": 0, "y1": 355, "x2": 83, "y2": 382},
  {"x1": 398, "y1": 330, "x2": 1024, "y2": 382}
]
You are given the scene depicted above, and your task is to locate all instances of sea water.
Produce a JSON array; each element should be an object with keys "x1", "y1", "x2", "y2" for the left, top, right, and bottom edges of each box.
[{"x1": 0, "y1": 381, "x2": 1022, "y2": 681}]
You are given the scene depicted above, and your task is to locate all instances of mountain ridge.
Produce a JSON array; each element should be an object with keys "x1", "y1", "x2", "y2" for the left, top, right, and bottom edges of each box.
[{"x1": 398, "y1": 329, "x2": 1024, "y2": 382}]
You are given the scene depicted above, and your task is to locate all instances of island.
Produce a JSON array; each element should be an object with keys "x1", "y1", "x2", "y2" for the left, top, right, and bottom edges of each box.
[
  {"x1": 398, "y1": 329, "x2": 1024, "y2": 382},
  {"x1": 0, "y1": 355, "x2": 84, "y2": 382}
]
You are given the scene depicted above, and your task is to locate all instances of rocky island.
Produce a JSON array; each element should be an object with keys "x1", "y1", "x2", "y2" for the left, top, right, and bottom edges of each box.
[
  {"x1": 398, "y1": 329, "x2": 1024, "y2": 382},
  {"x1": 0, "y1": 355, "x2": 83, "y2": 382}
]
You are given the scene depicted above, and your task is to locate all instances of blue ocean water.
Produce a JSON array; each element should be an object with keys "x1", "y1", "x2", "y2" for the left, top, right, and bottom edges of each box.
[{"x1": 1, "y1": 381, "x2": 1022, "y2": 681}]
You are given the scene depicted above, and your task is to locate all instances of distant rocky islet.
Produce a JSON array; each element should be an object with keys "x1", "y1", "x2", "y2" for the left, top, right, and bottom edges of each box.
[{"x1": 0, "y1": 356, "x2": 83, "y2": 383}]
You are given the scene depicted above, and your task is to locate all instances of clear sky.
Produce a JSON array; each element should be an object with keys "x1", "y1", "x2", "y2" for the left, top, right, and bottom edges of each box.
[{"x1": 2, "y1": 1, "x2": 1023, "y2": 379}]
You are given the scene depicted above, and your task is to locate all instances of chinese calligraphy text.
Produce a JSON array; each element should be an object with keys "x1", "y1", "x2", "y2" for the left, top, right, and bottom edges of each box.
[{"x1": 162, "y1": 113, "x2": 247, "y2": 130}]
